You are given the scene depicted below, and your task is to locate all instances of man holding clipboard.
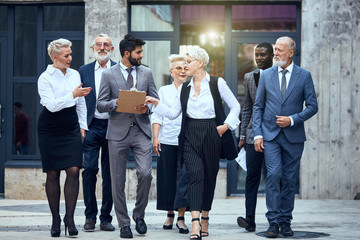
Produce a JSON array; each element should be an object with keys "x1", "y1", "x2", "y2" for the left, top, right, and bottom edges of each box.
[{"x1": 97, "y1": 34, "x2": 158, "y2": 239}]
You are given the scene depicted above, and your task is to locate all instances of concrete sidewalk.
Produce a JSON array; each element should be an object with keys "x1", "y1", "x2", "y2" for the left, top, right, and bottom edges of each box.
[{"x1": 0, "y1": 197, "x2": 359, "y2": 239}]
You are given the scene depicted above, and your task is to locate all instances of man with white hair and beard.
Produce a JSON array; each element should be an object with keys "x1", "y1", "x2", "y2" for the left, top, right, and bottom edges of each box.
[
  {"x1": 79, "y1": 33, "x2": 116, "y2": 232},
  {"x1": 253, "y1": 36, "x2": 318, "y2": 238}
]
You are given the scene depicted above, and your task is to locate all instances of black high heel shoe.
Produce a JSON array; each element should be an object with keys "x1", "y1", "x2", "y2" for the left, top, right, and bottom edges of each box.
[
  {"x1": 189, "y1": 218, "x2": 202, "y2": 240},
  {"x1": 163, "y1": 213, "x2": 175, "y2": 229},
  {"x1": 176, "y1": 216, "x2": 189, "y2": 234},
  {"x1": 201, "y1": 216, "x2": 209, "y2": 237},
  {"x1": 63, "y1": 214, "x2": 78, "y2": 237},
  {"x1": 50, "y1": 216, "x2": 61, "y2": 237}
]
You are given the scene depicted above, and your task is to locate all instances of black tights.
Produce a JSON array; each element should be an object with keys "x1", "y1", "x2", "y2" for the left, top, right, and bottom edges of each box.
[{"x1": 46, "y1": 166, "x2": 80, "y2": 222}]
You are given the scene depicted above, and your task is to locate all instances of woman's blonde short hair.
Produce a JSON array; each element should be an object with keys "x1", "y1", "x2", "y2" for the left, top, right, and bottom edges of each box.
[
  {"x1": 168, "y1": 54, "x2": 186, "y2": 69},
  {"x1": 187, "y1": 48, "x2": 209, "y2": 69},
  {"x1": 47, "y1": 38, "x2": 72, "y2": 61}
]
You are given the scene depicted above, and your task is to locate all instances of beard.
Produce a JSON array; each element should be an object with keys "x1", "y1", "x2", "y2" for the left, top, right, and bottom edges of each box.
[
  {"x1": 129, "y1": 55, "x2": 141, "y2": 66},
  {"x1": 94, "y1": 49, "x2": 111, "y2": 62},
  {"x1": 273, "y1": 55, "x2": 289, "y2": 67}
]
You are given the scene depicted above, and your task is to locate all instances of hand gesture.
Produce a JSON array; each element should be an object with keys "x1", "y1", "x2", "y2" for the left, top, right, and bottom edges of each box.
[
  {"x1": 238, "y1": 139, "x2": 246, "y2": 150},
  {"x1": 72, "y1": 83, "x2": 92, "y2": 98},
  {"x1": 153, "y1": 138, "x2": 161, "y2": 156},
  {"x1": 145, "y1": 96, "x2": 159, "y2": 107},
  {"x1": 254, "y1": 138, "x2": 264, "y2": 152},
  {"x1": 135, "y1": 104, "x2": 148, "y2": 114},
  {"x1": 216, "y1": 124, "x2": 229, "y2": 137}
]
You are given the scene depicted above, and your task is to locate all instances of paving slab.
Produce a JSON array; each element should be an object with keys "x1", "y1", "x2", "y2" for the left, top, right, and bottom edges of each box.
[{"x1": 0, "y1": 198, "x2": 359, "y2": 239}]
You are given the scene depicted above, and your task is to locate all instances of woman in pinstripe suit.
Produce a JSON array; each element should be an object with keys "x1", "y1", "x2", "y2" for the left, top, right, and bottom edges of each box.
[{"x1": 146, "y1": 48, "x2": 240, "y2": 239}]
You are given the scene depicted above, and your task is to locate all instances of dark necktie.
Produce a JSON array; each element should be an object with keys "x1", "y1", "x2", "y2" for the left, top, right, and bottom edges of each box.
[
  {"x1": 126, "y1": 68, "x2": 133, "y2": 88},
  {"x1": 281, "y1": 69, "x2": 288, "y2": 98}
]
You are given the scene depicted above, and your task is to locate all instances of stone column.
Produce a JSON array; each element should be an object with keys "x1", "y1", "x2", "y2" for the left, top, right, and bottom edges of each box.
[
  {"x1": 84, "y1": 0, "x2": 128, "y2": 63},
  {"x1": 301, "y1": 0, "x2": 360, "y2": 199}
]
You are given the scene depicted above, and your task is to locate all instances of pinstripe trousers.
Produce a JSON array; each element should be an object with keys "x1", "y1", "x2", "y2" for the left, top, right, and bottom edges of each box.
[{"x1": 182, "y1": 118, "x2": 221, "y2": 211}]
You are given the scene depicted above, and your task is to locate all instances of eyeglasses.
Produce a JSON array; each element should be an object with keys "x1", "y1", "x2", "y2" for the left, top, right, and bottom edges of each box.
[
  {"x1": 94, "y1": 42, "x2": 112, "y2": 48},
  {"x1": 173, "y1": 66, "x2": 187, "y2": 73}
]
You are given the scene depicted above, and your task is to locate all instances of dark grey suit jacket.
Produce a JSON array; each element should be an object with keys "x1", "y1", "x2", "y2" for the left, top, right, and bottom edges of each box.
[
  {"x1": 97, "y1": 63, "x2": 158, "y2": 141},
  {"x1": 240, "y1": 69, "x2": 260, "y2": 144}
]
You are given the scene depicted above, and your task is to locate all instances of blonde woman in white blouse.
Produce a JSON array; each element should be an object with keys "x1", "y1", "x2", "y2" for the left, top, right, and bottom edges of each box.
[
  {"x1": 146, "y1": 48, "x2": 240, "y2": 240},
  {"x1": 37, "y1": 38, "x2": 91, "y2": 238},
  {"x1": 152, "y1": 54, "x2": 189, "y2": 234}
]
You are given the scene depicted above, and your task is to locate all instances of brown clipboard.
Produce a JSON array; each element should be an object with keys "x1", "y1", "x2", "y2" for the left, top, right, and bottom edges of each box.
[{"x1": 116, "y1": 90, "x2": 146, "y2": 114}]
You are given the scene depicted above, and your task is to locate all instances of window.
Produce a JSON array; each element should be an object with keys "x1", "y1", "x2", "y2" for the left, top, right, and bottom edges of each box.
[
  {"x1": 0, "y1": 6, "x2": 7, "y2": 31},
  {"x1": 232, "y1": 5, "x2": 297, "y2": 32},
  {"x1": 3, "y1": 3, "x2": 85, "y2": 159},
  {"x1": 131, "y1": 5, "x2": 174, "y2": 32}
]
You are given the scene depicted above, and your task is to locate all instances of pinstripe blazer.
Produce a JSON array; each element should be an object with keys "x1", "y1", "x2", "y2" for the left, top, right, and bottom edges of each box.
[{"x1": 240, "y1": 69, "x2": 260, "y2": 144}]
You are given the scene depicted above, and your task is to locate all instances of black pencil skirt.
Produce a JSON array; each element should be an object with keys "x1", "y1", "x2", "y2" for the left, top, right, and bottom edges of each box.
[{"x1": 38, "y1": 106, "x2": 83, "y2": 172}]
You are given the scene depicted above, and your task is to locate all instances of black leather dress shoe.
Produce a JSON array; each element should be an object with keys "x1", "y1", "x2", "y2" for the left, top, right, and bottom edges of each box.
[
  {"x1": 237, "y1": 216, "x2": 256, "y2": 232},
  {"x1": 280, "y1": 223, "x2": 293, "y2": 236},
  {"x1": 265, "y1": 223, "x2": 279, "y2": 238},
  {"x1": 133, "y1": 216, "x2": 147, "y2": 234},
  {"x1": 120, "y1": 226, "x2": 133, "y2": 238},
  {"x1": 83, "y1": 219, "x2": 96, "y2": 232},
  {"x1": 100, "y1": 222, "x2": 115, "y2": 231}
]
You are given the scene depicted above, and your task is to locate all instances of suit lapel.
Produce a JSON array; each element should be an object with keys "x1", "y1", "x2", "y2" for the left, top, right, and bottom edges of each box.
[
  {"x1": 270, "y1": 67, "x2": 282, "y2": 101},
  {"x1": 88, "y1": 61, "x2": 96, "y2": 99},
  {"x1": 253, "y1": 69, "x2": 260, "y2": 88},
  {"x1": 283, "y1": 64, "x2": 300, "y2": 102},
  {"x1": 135, "y1": 66, "x2": 143, "y2": 90},
  {"x1": 112, "y1": 63, "x2": 128, "y2": 90}
]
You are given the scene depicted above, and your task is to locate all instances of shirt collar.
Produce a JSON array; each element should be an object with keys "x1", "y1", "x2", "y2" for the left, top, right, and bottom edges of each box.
[
  {"x1": 188, "y1": 72, "x2": 210, "y2": 87},
  {"x1": 46, "y1": 64, "x2": 71, "y2": 76},
  {"x1": 119, "y1": 61, "x2": 135, "y2": 71},
  {"x1": 94, "y1": 60, "x2": 111, "y2": 70},
  {"x1": 278, "y1": 61, "x2": 294, "y2": 74}
]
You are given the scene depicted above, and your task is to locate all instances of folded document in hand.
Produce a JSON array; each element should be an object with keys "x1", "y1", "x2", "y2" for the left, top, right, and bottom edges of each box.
[
  {"x1": 116, "y1": 90, "x2": 146, "y2": 114},
  {"x1": 235, "y1": 148, "x2": 247, "y2": 171}
]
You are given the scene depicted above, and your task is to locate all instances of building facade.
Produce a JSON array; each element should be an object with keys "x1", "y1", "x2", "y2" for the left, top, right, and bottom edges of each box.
[{"x1": 0, "y1": 0, "x2": 359, "y2": 200}]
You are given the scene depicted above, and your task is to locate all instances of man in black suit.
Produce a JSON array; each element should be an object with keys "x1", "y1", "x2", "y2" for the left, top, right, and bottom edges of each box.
[
  {"x1": 79, "y1": 34, "x2": 116, "y2": 232},
  {"x1": 237, "y1": 42, "x2": 274, "y2": 232}
]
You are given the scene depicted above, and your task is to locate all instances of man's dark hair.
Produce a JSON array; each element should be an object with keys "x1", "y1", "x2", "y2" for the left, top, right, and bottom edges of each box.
[
  {"x1": 256, "y1": 42, "x2": 274, "y2": 55},
  {"x1": 119, "y1": 34, "x2": 146, "y2": 57},
  {"x1": 14, "y1": 102, "x2": 22, "y2": 109}
]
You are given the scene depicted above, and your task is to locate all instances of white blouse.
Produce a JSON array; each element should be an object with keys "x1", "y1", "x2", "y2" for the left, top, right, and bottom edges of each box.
[
  {"x1": 153, "y1": 73, "x2": 240, "y2": 130},
  {"x1": 151, "y1": 83, "x2": 182, "y2": 146},
  {"x1": 38, "y1": 65, "x2": 88, "y2": 130}
]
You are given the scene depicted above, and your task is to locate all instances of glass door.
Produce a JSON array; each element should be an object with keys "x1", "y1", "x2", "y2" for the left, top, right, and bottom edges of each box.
[{"x1": 0, "y1": 37, "x2": 7, "y2": 194}]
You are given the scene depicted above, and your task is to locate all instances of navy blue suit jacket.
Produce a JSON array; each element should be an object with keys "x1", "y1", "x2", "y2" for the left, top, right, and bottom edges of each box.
[
  {"x1": 79, "y1": 60, "x2": 116, "y2": 127},
  {"x1": 253, "y1": 64, "x2": 318, "y2": 143}
]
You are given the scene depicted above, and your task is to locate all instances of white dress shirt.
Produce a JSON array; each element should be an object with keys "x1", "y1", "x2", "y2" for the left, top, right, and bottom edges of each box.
[
  {"x1": 38, "y1": 65, "x2": 88, "y2": 130},
  {"x1": 119, "y1": 61, "x2": 137, "y2": 88},
  {"x1": 278, "y1": 62, "x2": 294, "y2": 126},
  {"x1": 277, "y1": 62, "x2": 293, "y2": 90},
  {"x1": 153, "y1": 73, "x2": 240, "y2": 130},
  {"x1": 253, "y1": 63, "x2": 295, "y2": 141},
  {"x1": 94, "y1": 60, "x2": 111, "y2": 119},
  {"x1": 151, "y1": 83, "x2": 183, "y2": 146}
]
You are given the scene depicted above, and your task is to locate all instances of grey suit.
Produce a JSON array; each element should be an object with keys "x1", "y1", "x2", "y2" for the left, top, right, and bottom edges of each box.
[
  {"x1": 240, "y1": 69, "x2": 260, "y2": 144},
  {"x1": 240, "y1": 69, "x2": 265, "y2": 226},
  {"x1": 97, "y1": 63, "x2": 158, "y2": 228}
]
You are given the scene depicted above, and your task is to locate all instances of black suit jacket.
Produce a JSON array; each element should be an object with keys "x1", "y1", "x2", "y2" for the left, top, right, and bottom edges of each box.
[{"x1": 179, "y1": 76, "x2": 237, "y2": 160}]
